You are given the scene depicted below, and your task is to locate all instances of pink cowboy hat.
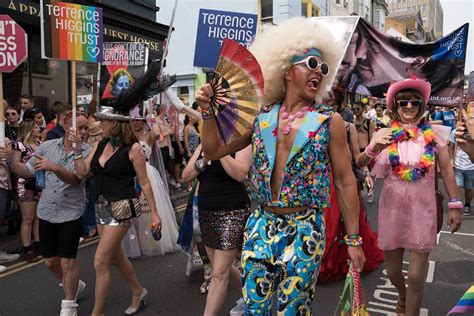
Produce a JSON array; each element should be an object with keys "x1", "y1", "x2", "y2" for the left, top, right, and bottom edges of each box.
[{"x1": 386, "y1": 77, "x2": 431, "y2": 111}]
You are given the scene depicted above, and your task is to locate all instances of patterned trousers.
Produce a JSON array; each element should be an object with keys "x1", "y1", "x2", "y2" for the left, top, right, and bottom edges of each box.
[{"x1": 241, "y1": 207, "x2": 326, "y2": 315}]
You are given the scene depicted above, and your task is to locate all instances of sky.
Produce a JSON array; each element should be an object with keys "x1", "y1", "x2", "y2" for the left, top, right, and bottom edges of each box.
[{"x1": 440, "y1": 0, "x2": 474, "y2": 74}]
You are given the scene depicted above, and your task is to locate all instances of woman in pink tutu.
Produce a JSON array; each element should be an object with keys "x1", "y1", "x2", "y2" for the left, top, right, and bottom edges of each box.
[{"x1": 356, "y1": 77, "x2": 462, "y2": 315}]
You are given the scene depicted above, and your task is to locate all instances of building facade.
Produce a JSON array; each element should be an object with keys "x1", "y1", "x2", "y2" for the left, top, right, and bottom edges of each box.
[
  {"x1": 387, "y1": 0, "x2": 443, "y2": 40},
  {"x1": 1, "y1": 0, "x2": 169, "y2": 117},
  {"x1": 157, "y1": 0, "x2": 328, "y2": 106},
  {"x1": 328, "y1": 0, "x2": 388, "y2": 32},
  {"x1": 386, "y1": 10, "x2": 426, "y2": 43}
]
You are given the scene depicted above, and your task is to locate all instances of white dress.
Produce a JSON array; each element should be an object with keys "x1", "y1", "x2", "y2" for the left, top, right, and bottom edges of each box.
[{"x1": 122, "y1": 142, "x2": 180, "y2": 258}]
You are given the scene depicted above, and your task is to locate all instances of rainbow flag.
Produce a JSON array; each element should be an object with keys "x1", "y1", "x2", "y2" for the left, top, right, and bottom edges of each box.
[
  {"x1": 40, "y1": 0, "x2": 103, "y2": 62},
  {"x1": 448, "y1": 285, "x2": 474, "y2": 314}
]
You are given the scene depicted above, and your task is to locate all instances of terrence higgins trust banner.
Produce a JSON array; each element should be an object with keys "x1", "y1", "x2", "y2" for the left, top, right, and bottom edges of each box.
[
  {"x1": 40, "y1": 0, "x2": 103, "y2": 62},
  {"x1": 100, "y1": 42, "x2": 149, "y2": 100},
  {"x1": 193, "y1": 9, "x2": 257, "y2": 69},
  {"x1": 335, "y1": 18, "x2": 469, "y2": 106}
]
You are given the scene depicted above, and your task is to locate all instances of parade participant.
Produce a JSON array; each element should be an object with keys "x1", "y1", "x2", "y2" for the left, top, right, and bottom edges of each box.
[
  {"x1": 0, "y1": 111, "x2": 90, "y2": 316},
  {"x1": 46, "y1": 103, "x2": 72, "y2": 141},
  {"x1": 449, "y1": 125, "x2": 474, "y2": 216},
  {"x1": 5, "y1": 105, "x2": 20, "y2": 141},
  {"x1": 197, "y1": 17, "x2": 365, "y2": 315},
  {"x1": 370, "y1": 103, "x2": 391, "y2": 134},
  {"x1": 122, "y1": 105, "x2": 180, "y2": 257},
  {"x1": 356, "y1": 78, "x2": 462, "y2": 315},
  {"x1": 182, "y1": 143, "x2": 251, "y2": 316},
  {"x1": 455, "y1": 108, "x2": 474, "y2": 163},
  {"x1": 12, "y1": 120, "x2": 42, "y2": 261},
  {"x1": 69, "y1": 63, "x2": 173, "y2": 315},
  {"x1": 353, "y1": 101, "x2": 372, "y2": 152},
  {"x1": 18, "y1": 94, "x2": 34, "y2": 123},
  {"x1": 319, "y1": 117, "x2": 383, "y2": 282}
]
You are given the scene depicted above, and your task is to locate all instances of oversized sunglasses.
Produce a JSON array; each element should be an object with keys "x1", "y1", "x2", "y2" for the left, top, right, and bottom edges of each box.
[
  {"x1": 395, "y1": 99, "x2": 423, "y2": 108},
  {"x1": 293, "y1": 56, "x2": 329, "y2": 76}
]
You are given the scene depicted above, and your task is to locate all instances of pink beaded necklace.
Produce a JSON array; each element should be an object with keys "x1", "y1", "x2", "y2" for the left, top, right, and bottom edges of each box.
[{"x1": 280, "y1": 105, "x2": 309, "y2": 135}]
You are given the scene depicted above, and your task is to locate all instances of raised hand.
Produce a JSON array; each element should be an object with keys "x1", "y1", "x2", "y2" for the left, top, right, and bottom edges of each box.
[
  {"x1": 68, "y1": 127, "x2": 82, "y2": 146},
  {"x1": 195, "y1": 84, "x2": 214, "y2": 109},
  {"x1": 371, "y1": 128, "x2": 393, "y2": 153}
]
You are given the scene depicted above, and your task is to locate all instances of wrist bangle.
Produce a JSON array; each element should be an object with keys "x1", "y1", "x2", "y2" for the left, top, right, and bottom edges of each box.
[
  {"x1": 73, "y1": 155, "x2": 83, "y2": 161},
  {"x1": 364, "y1": 144, "x2": 379, "y2": 158},
  {"x1": 199, "y1": 106, "x2": 215, "y2": 120},
  {"x1": 343, "y1": 234, "x2": 363, "y2": 247},
  {"x1": 448, "y1": 201, "x2": 463, "y2": 209},
  {"x1": 449, "y1": 198, "x2": 460, "y2": 202}
]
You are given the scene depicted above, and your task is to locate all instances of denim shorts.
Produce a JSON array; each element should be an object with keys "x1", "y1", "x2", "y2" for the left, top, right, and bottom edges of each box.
[{"x1": 455, "y1": 168, "x2": 474, "y2": 189}]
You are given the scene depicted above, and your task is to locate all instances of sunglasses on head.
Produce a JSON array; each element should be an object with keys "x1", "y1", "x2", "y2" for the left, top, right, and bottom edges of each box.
[
  {"x1": 395, "y1": 99, "x2": 423, "y2": 108},
  {"x1": 293, "y1": 56, "x2": 329, "y2": 76}
]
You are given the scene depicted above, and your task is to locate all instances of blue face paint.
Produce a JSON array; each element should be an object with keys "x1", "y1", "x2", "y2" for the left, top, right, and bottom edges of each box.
[{"x1": 290, "y1": 47, "x2": 322, "y2": 64}]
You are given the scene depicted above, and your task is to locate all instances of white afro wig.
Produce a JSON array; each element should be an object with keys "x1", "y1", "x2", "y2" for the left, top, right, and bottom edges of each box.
[{"x1": 249, "y1": 17, "x2": 344, "y2": 105}]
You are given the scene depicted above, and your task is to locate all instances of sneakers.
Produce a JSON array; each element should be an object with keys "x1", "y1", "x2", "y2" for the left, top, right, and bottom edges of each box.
[
  {"x1": 229, "y1": 297, "x2": 245, "y2": 316},
  {"x1": 0, "y1": 251, "x2": 20, "y2": 264},
  {"x1": 462, "y1": 206, "x2": 472, "y2": 216},
  {"x1": 60, "y1": 300, "x2": 78, "y2": 316},
  {"x1": 75, "y1": 280, "x2": 86, "y2": 302},
  {"x1": 0, "y1": 265, "x2": 6, "y2": 273}
]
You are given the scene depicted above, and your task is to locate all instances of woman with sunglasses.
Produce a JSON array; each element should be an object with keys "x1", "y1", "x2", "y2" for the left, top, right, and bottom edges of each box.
[
  {"x1": 12, "y1": 120, "x2": 42, "y2": 261},
  {"x1": 356, "y1": 78, "x2": 462, "y2": 315},
  {"x1": 5, "y1": 106, "x2": 20, "y2": 141}
]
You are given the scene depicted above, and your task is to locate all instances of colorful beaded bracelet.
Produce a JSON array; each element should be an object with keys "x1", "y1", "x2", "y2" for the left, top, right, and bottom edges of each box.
[
  {"x1": 200, "y1": 106, "x2": 215, "y2": 120},
  {"x1": 447, "y1": 201, "x2": 463, "y2": 209},
  {"x1": 343, "y1": 234, "x2": 363, "y2": 247}
]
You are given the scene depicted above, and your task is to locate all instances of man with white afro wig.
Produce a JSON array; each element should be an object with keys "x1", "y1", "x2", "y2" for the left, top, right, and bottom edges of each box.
[{"x1": 197, "y1": 17, "x2": 365, "y2": 315}]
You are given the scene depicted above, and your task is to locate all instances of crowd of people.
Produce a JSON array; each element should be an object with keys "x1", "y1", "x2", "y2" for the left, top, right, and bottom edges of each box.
[{"x1": 0, "y1": 17, "x2": 471, "y2": 316}]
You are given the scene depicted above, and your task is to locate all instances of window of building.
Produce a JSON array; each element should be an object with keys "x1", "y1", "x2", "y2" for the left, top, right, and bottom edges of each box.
[
  {"x1": 178, "y1": 86, "x2": 189, "y2": 106},
  {"x1": 261, "y1": 0, "x2": 273, "y2": 24},
  {"x1": 302, "y1": 0, "x2": 320, "y2": 17}
]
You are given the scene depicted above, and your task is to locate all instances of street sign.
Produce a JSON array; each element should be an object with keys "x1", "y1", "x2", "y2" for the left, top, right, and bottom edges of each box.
[
  {"x1": 193, "y1": 9, "x2": 257, "y2": 69},
  {"x1": 0, "y1": 15, "x2": 28, "y2": 73}
]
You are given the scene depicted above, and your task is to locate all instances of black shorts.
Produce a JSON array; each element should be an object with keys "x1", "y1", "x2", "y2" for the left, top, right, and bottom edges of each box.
[
  {"x1": 39, "y1": 217, "x2": 83, "y2": 258},
  {"x1": 172, "y1": 141, "x2": 185, "y2": 164}
]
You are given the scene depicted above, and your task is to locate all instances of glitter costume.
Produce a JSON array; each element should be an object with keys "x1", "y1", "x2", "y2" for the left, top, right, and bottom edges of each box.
[
  {"x1": 196, "y1": 155, "x2": 250, "y2": 251},
  {"x1": 241, "y1": 102, "x2": 333, "y2": 315}
]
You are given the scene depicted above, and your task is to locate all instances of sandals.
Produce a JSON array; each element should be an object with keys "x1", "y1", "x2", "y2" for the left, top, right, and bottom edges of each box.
[{"x1": 396, "y1": 297, "x2": 406, "y2": 315}]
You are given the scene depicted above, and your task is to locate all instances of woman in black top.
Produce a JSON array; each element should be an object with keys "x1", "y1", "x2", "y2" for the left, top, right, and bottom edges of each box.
[
  {"x1": 182, "y1": 143, "x2": 251, "y2": 316},
  {"x1": 70, "y1": 106, "x2": 161, "y2": 316}
]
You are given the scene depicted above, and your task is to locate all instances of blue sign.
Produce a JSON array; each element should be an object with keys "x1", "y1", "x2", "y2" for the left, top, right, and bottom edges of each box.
[
  {"x1": 193, "y1": 8, "x2": 257, "y2": 69},
  {"x1": 433, "y1": 23, "x2": 469, "y2": 61}
]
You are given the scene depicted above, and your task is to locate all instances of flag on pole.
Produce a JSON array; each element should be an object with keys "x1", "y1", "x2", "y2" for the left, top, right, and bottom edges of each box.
[{"x1": 448, "y1": 285, "x2": 474, "y2": 314}]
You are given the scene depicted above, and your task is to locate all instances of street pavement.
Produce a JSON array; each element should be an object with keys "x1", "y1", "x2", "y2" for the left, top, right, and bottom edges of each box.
[{"x1": 1, "y1": 180, "x2": 473, "y2": 315}]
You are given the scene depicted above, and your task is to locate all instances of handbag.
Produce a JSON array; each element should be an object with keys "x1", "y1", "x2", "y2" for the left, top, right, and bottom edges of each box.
[
  {"x1": 335, "y1": 263, "x2": 369, "y2": 316},
  {"x1": 110, "y1": 198, "x2": 142, "y2": 222},
  {"x1": 434, "y1": 157, "x2": 444, "y2": 234}
]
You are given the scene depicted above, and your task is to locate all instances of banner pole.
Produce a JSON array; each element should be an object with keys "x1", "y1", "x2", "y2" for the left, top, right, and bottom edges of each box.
[
  {"x1": 0, "y1": 73, "x2": 5, "y2": 149},
  {"x1": 71, "y1": 61, "x2": 77, "y2": 148}
]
